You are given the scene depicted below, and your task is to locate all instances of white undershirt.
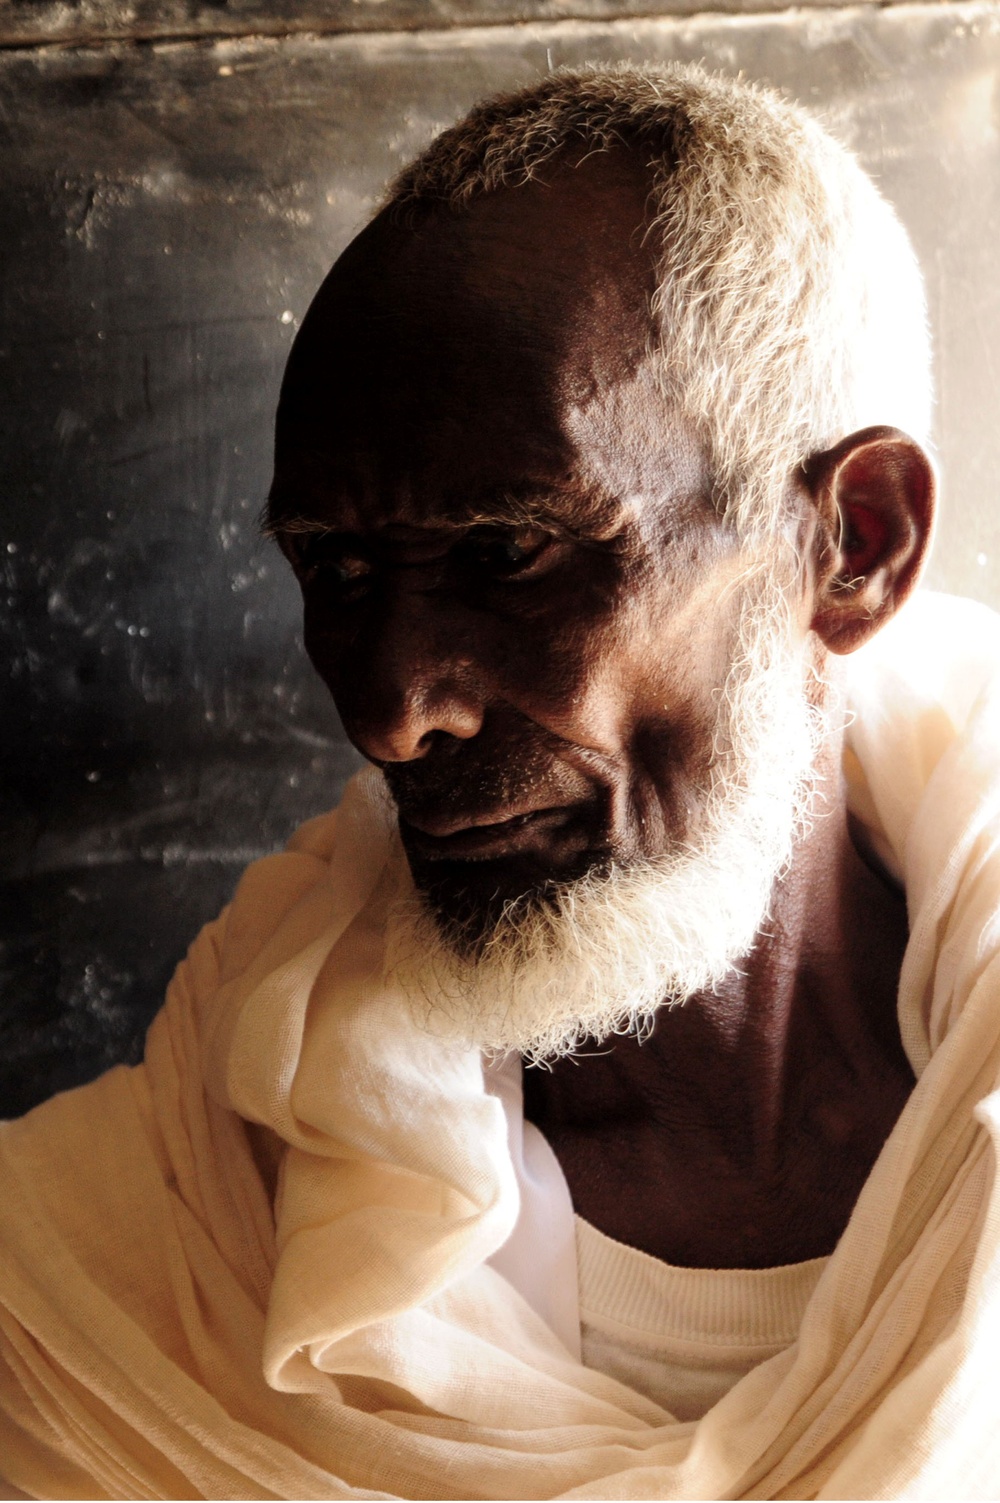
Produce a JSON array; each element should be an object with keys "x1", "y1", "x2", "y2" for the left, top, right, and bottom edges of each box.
[
  {"x1": 576, "y1": 1215, "x2": 827, "y2": 1421},
  {"x1": 484, "y1": 1055, "x2": 829, "y2": 1420}
]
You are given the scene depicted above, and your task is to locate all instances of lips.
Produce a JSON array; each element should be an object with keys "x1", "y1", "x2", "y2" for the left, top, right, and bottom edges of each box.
[{"x1": 399, "y1": 803, "x2": 580, "y2": 861}]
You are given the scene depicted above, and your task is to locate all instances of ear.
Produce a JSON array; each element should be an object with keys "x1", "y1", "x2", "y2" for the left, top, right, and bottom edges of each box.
[{"x1": 805, "y1": 426, "x2": 936, "y2": 655}]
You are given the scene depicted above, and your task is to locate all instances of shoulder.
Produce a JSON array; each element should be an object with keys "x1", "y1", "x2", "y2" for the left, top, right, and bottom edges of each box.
[
  {"x1": 285, "y1": 804, "x2": 341, "y2": 859},
  {"x1": 849, "y1": 590, "x2": 1000, "y2": 727},
  {"x1": 216, "y1": 768, "x2": 391, "y2": 983}
]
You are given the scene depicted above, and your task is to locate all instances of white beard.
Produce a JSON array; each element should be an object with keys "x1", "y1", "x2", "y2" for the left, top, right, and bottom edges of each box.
[{"x1": 386, "y1": 571, "x2": 827, "y2": 1063}]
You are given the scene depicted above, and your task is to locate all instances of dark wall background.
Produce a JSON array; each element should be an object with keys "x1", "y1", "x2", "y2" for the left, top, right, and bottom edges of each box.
[{"x1": 3, "y1": 0, "x2": 1000, "y2": 1116}]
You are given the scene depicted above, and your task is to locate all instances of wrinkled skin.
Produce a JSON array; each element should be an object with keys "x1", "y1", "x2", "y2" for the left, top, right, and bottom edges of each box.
[{"x1": 269, "y1": 150, "x2": 934, "y2": 1267}]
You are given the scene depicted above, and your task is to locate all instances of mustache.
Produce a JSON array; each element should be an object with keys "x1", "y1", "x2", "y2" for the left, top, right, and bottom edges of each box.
[{"x1": 381, "y1": 722, "x2": 593, "y2": 822}]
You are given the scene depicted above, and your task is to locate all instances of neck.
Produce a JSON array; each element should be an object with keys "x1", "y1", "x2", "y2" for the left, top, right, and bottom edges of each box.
[{"x1": 523, "y1": 734, "x2": 915, "y2": 1268}]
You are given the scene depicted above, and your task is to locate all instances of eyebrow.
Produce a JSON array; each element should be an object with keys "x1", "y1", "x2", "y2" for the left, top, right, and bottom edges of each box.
[
  {"x1": 260, "y1": 511, "x2": 333, "y2": 540},
  {"x1": 262, "y1": 487, "x2": 624, "y2": 543}
]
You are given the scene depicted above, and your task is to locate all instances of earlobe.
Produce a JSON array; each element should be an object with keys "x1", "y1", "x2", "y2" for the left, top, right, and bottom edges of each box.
[{"x1": 806, "y1": 426, "x2": 936, "y2": 655}]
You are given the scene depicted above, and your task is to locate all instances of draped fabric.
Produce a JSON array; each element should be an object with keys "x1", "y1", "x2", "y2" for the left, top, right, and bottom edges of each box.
[{"x1": 3, "y1": 592, "x2": 1000, "y2": 1499}]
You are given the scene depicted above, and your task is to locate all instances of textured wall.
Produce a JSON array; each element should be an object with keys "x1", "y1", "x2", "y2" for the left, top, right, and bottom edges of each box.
[
  {"x1": 3, "y1": 2, "x2": 999, "y2": 1114},
  {"x1": 0, "y1": 0, "x2": 931, "y2": 45}
]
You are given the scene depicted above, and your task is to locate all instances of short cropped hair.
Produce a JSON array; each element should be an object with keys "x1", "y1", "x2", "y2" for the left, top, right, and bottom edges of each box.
[{"x1": 387, "y1": 63, "x2": 932, "y2": 536}]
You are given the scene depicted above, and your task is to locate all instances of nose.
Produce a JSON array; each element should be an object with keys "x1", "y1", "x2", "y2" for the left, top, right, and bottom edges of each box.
[
  {"x1": 322, "y1": 601, "x2": 486, "y2": 764},
  {"x1": 353, "y1": 676, "x2": 484, "y2": 763}
]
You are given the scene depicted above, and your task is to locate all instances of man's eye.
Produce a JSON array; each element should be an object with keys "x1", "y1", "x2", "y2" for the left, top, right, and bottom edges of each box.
[
  {"x1": 456, "y1": 527, "x2": 554, "y2": 578},
  {"x1": 293, "y1": 536, "x2": 372, "y2": 586}
]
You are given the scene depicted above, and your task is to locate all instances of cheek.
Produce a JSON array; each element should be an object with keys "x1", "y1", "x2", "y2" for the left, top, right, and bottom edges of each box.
[
  {"x1": 595, "y1": 582, "x2": 742, "y2": 795},
  {"x1": 487, "y1": 575, "x2": 641, "y2": 746},
  {"x1": 300, "y1": 601, "x2": 342, "y2": 690},
  {"x1": 300, "y1": 593, "x2": 377, "y2": 711},
  {"x1": 483, "y1": 559, "x2": 733, "y2": 755}
]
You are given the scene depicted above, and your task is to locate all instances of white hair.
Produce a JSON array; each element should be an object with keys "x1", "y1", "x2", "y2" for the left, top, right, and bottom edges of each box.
[
  {"x1": 386, "y1": 557, "x2": 828, "y2": 1063},
  {"x1": 387, "y1": 63, "x2": 933, "y2": 536}
]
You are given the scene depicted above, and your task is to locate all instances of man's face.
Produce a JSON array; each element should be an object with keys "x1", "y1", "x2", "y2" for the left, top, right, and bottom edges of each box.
[{"x1": 269, "y1": 152, "x2": 790, "y2": 936}]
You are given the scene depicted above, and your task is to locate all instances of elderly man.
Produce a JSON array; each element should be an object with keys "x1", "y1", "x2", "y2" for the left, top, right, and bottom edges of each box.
[{"x1": 3, "y1": 61, "x2": 1000, "y2": 1499}]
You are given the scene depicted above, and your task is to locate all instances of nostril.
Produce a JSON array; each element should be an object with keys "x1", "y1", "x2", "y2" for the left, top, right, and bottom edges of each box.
[{"x1": 417, "y1": 726, "x2": 470, "y2": 758}]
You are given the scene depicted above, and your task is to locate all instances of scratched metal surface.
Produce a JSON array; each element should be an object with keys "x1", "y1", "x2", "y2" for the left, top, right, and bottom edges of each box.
[{"x1": 2, "y1": 5, "x2": 999, "y2": 1114}]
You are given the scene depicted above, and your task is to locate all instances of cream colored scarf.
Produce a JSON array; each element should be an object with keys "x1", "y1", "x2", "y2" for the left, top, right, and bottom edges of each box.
[{"x1": 3, "y1": 592, "x2": 1000, "y2": 1500}]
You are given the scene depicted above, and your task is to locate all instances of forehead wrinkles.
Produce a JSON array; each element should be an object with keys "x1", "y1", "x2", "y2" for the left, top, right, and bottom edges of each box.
[
  {"x1": 271, "y1": 150, "x2": 669, "y2": 538},
  {"x1": 375, "y1": 144, "x2": 659, "y2": 336},
  {"x1": 281, "y1": 148, "x2": 658, "y2": 378}
]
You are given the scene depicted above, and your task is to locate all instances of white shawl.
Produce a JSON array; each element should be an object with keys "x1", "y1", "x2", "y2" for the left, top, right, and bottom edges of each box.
[{"x1": 2, "y1": 591, "x2": 1000, "y2": 1500}]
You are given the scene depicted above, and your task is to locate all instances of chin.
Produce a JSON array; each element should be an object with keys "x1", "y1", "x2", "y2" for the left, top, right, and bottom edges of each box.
[{"x1": 411, "y1": 849, "x2": 609, "y2": 957}]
